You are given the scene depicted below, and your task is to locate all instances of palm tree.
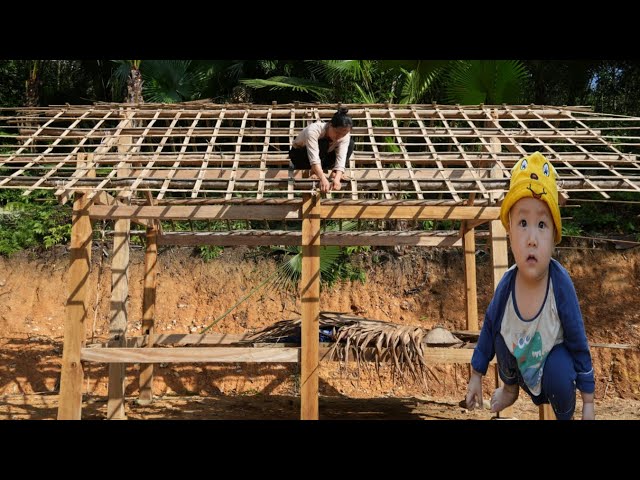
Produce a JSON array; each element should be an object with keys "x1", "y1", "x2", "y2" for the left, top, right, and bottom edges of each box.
[
  {"x1": 445, "y1": 60, "x2": 530, "y2": 105},
  {"x1": 25, "y1": 60, "x2": 40, "y2": 107}
]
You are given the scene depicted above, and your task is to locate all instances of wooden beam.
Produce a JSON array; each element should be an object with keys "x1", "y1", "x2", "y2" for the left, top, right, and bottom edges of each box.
[
  {"x1": 81, "y1": 347, "x2": 300, "y2": 363},
  {"x1": 81, "y1": 344, "x2": 496, "y2": 365},
  {"x1": 93, "y1": 189, "x2": 151, "y2": 228},
  {"x1": 156, "y1": 230, "x2": 490, "y2": 247},
  {"x1": 138, "y1": 224, "x2": 157, "y2": 405},
  {"x1": 57, "y1": 190, "x2": 92, "y2": 420},
  {"x1": 320, "y1": 205, "x2": 501, "y2": 220},
  {"x1": 88, "y1": 204, "x2": 500, "y2": 222},
  {"x1": 300, "y1": 193, "x2": 320, "y2": 420},
  {"x1": 88, "y1": 204, "x2": 302, "y2": 221}
]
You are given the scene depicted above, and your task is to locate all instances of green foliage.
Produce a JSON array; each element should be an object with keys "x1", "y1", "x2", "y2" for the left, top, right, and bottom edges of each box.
[
  {"x1": 198, "y1": 245, "x2": 224, "y2": 262},
  {"x1": 420, "y1": 219, "x2": 460, "y2": 231},
  {"x1": 0, "y1": 190, "x2": 71, "y2": 256},
  {"x1": 421, "y1": 220, "x2": 435, "y2": 231},
  {"x1": 562, "y1": 222, "x2": 583, "y2": 237},
  {"x1": 564, "y1": 193, "x2": 640, "y2": 235},
  {"x1": 240, "y1": 76, "x2": 333, "y2": 100}
]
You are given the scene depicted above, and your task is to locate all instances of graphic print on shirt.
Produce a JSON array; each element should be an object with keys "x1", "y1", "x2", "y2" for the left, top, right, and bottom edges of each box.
[{"x1": 513, "y1": 331, "x2": 544, "y2": 392}]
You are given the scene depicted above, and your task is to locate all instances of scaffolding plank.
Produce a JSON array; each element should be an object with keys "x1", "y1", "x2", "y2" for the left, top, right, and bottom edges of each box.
[
  {"x1": 193, "y1": 107, "x2": 226, "y2": 198},
  {"x1": 0, "y1": 110, "x2": 88, "y2": 189},
  {"x1": 24, "y1": 110, "x2": 113, "y2": 196},
  {"x1": 257, "y1": 106, "x2": 272, "y2": 199},
  {"x1": 389, "y1": 107, "x2": 423, "y2": 199},
  {"x1": 411, "y1": 106, "x2": 461, "y2": 202},
  {"x1": 529, "y1": 109, "x2": 610, "y2": 199},
  {"x1": 157, "y1": 111, "x2": 201, "y2": 200},
  {"x1": 365, "y1": 107, "x2": 392, "y2": 199}
]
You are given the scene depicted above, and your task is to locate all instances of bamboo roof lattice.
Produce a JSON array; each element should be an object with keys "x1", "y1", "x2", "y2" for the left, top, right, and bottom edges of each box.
[{"x1": 1, "y1": 102, "x2": 640, "y2": 208}]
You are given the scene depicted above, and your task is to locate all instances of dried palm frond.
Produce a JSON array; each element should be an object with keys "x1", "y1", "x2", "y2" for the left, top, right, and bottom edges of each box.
[
  {"x1": 329, "y1": 321, "x2": 432, "y2": 388},
  {"x1": 246, "y1": 312, "x2": 462, "y2": 389}
]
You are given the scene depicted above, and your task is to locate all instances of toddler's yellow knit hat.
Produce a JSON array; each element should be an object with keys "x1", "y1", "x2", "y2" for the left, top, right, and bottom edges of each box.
[{"x1": 499, "y1": 152, "x2": 562, "y2": 244}]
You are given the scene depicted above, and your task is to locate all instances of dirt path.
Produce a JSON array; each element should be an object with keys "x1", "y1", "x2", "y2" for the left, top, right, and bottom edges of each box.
[{"x1": 2, "y1": 392, "x2": 639, "y2": 420}]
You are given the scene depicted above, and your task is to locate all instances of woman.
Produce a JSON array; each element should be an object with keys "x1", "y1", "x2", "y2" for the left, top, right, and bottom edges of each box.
[{"x1": 289, "y1": 107, "x2": 354, "y2": 193}]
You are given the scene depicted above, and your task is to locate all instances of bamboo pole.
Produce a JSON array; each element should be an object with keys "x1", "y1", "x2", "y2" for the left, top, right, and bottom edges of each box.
[
  {"x1": 107, "y1": 136, "x2": 131, "y2": 420},
  {"x1": 462, "y1": 225, "x2": 478, "y2": 332},
  {"x1": 138, "y1": 224, "x2": 157, "y2": 405}
]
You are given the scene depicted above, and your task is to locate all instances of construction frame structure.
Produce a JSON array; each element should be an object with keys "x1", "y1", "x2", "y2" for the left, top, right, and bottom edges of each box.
[{"x1": 1, "y1": 102, "x2": 639, "y2": 420}]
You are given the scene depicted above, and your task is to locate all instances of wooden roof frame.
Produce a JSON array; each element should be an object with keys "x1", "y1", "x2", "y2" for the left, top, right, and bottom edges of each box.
[{"x1": 2, "y1": 102, "x2": 639, "y2": 420}]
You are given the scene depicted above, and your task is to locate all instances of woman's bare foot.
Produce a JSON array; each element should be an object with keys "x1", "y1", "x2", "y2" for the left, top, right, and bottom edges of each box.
[{"x1": 490, "y1": 383, "x2": 519, "y2": 412}]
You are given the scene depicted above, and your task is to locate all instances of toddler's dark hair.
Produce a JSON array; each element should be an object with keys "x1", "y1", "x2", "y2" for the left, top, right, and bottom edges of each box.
[{"x1": 330, "y1": 107, "x2": 353, "y2": 129}]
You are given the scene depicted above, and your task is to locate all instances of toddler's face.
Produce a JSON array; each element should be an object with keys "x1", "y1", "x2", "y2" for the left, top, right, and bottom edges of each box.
[{"x1": 508, "y1": 197, "x2": 555, "y2": 283}]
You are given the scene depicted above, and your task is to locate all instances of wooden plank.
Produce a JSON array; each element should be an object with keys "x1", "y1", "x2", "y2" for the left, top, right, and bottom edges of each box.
[
  {"x1": 81, "y1": 347, "x2": 300, "y2": 363},
  {"x1": 57, "y1": 189, "x2": 92, "y2": 420},
  {"x1": 87, "y1": 332, "x2": 254, "y2": 348},
  {"x1": 138, "y1": 224, "x2": 158, "y2": 405},
  {"x1": 157, "y1": 229, "x2": 489, "y2": 247},
  {"x1": 300, "y1": 193, "x2": 320, "y2": 420},
  {"x1": 82, "y1": 343, "x2": 497, "y2": 365}
]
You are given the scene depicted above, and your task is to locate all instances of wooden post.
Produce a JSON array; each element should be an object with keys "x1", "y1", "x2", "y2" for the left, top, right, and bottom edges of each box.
[
  {"x1": 300, "y1": 193, "x2": 320, "y2": 420},
  {"x1": 490, "y1": 217, "x2": 514, "y2": 418},
  {"x1": 57, "y1": 156, "x2": 93, "y2": 420},
  {"x1": 539, "y1": 403, "x2": 556, "y2": 420},
  {"x1": 462, "y1": 223, "x2": 478, "y2": 332},
  {"x1": 107, "y1": 136, "x2": 131, "y2": 419},
  {"x1": 138, "y1": 224, "x2": 157, "y2": 405}
]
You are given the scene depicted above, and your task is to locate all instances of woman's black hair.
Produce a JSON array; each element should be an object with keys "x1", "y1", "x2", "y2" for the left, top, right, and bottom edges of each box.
[{"x1": 330, "y1": 107, "x2": 353, "y2": 129}]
